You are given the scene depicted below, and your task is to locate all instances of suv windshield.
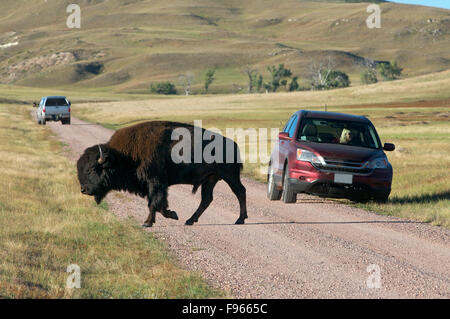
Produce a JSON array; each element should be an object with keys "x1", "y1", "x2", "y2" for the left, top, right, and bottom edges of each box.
[
  {"x1": 297, "y1": 118, "x2": 380, "y2": 149},
  {"x1": 45, "y1": 98, "x2": 69, "y2": 106}
]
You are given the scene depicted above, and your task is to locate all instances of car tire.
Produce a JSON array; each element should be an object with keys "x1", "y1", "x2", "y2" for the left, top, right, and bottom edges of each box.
[
  {"x1": 42, "y1": 118, "x2": 46, "y2": 125},
  {"x1": 373, "y1": 192, "x2": 390, "y2": 203},
  {"x1": 267, "y1": 163, "x2": 282, "y2": 200},
  {"x1": 281, "y1": 166, "x2": 297, "y2": 204},
  {"x1": 62, "y1": 118, "x2": 71, "y2": 125}
]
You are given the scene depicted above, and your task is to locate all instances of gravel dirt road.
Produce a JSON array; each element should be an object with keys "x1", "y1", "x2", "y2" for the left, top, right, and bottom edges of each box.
[{"x1": 44, "y1": 116, "x2": 449, "y2": 298}]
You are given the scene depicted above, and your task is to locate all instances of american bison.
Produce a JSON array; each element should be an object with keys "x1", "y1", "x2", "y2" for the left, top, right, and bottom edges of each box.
[{"x1": 77, "y1": 121, "x2": 247, "y2": 227}]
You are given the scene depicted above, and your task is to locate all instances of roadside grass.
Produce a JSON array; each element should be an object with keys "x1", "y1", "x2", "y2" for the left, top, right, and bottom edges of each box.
[
  {"x1": 353, "y1": 121, "x2": 450, "y2": 227},
  {"x1": 71, "y1": 74, "x2": 450, "y2": 228},
  {"x1": 0, "y1": 104, "x2": 223, "y2": 298}
]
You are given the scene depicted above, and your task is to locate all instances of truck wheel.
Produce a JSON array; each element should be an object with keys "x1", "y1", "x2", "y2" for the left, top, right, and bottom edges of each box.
[
  {"x1": 267, "y1": 163, "x2": 282, "y2": 200},
  {"x1": 281, "y1": 166, "x2": 297, "y2": 204},
  {"x1": 42, "y1": 118, "x2": 46, "y2": 125}
]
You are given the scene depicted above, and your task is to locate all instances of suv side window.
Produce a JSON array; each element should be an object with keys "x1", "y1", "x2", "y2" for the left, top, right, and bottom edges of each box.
[{"x1": 288, "y1": 115, "x2": 298, "y2": 138}]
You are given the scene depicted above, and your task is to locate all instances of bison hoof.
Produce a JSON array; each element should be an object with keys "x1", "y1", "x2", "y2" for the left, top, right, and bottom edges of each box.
[
  {"x1": 168, "y1": 210, "x2": 179, "y2": 220},
  {"x1": 162, "y1": 210, "x2": 178, "y2": 220},
  {"x1": 185, "y1": 219, "x2": 195, "y2": 226},
  {"x1": 235, "y1": 218, "x2": 245, "y2": 225},
  {"x1": 142, "y1": 222, "x2": 153, "y2": 228}
]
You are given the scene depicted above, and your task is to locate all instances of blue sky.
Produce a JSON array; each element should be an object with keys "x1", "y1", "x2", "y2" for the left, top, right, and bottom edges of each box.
[{"x1": 389, "y1": 0, "x2": 450, "y2": 9}]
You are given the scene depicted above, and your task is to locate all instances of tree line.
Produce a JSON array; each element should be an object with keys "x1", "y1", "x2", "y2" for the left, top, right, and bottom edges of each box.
[{"x1": 149, "y1": 60, "x2": 402, "y2": 95}]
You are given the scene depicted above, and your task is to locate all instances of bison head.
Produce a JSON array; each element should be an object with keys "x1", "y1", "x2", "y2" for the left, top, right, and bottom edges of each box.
[{"x1": 77, "y1": 144, "x2": 115, "y2": 204}]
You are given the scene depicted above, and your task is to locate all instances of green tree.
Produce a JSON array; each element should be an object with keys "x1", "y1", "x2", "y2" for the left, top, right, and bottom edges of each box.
[
  {"x1": 289, "y1": 76, "x2": 300, "y2": 91},
  {"x1": 150, "y1": 81, "x2": 177, "y2": 95},
  {"x1": 255, "y1": 74, "x2": 264, "y2": 93},
  {"x1": 204, "y1": 69, "x2": 216, "y2": 93},
  {"x1": 378, "y1": 61, "x2": 402, "y2": 81},
  {"x1": 243, "y1": 66, "x2": 258, "y2": 93},
  {"x1": 267, "y1": 64, "x2": 292, "y2": 92},
  {"x1": 317, "y1": 69, "x2": 350, "y2": 89},
  {"x1": 263, "y1": 82, "x2": 272, "y2": 93}
]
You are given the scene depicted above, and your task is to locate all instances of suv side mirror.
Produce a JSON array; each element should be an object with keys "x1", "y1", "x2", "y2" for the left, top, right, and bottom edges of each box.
[
  {"x1": 383, "y1": 143, "x2": 395, "y2": 151},
  {"x1": 279, "y1": 132, "x2": 291, "y2": 141}
]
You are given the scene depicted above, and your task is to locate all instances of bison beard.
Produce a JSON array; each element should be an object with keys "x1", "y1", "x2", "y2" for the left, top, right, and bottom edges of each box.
[{"x1": 76, "y1": 121, "x2": 247, "y2": 227}]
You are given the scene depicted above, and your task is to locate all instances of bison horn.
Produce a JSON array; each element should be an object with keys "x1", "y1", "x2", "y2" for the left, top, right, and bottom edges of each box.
[{"x1": 98, "y1": 145, "x2": 105, "y2": 164}]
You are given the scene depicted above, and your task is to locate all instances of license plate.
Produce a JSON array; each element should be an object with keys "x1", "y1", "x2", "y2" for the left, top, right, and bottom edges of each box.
[{"x1": 334, "y1": 173, "x2": 353, "y2": 184}]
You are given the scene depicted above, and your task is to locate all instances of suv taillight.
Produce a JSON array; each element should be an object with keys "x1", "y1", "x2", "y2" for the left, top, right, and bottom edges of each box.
[{"x1": 43, "y1": 106, "x2": 45, "y2": 113}]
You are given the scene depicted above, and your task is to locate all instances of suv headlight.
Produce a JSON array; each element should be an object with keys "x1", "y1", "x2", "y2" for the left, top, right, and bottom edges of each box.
[
  {"x1": 297, "y1": 149, "x2": 325, "y2": 165},
  {"x1": 367, "y1": 157, "x2": 389, "y2": 169}
]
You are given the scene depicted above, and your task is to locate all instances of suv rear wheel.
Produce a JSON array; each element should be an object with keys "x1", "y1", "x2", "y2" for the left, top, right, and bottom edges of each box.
[{"x1": 281, "y1": 166, "x2": 297, "y2": 203}]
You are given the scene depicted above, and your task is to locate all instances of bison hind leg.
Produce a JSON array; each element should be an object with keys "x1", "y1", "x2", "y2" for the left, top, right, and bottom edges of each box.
[{"x1": 223, "y1": 174, "x2": 247, "y2": 225}]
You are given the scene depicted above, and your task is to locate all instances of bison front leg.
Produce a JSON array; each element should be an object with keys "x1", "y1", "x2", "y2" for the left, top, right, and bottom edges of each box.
[
  {"x1": 186, "y1": 175, "x2": 219, "y2": 225},
  {"x1": 142, "y1": 179, "x2": 178, "y2": 227},
  {"x1": 143, "y1": 205, "x2": 156, "y2": 228}
]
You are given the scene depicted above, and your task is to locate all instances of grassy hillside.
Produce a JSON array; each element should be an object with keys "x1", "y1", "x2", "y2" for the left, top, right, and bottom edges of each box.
[{"x1": 0, "y1": 0, "x2": 448, "y2": 93}]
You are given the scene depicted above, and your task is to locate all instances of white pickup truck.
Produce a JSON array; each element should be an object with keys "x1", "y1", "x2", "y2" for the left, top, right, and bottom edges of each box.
[{"x1": 35, "y1": 96, "x2": 71, "y2": 125}]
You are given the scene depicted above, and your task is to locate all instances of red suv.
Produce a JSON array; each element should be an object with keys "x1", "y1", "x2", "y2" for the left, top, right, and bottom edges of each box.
[{"x1": 267, "y1": 110, "x2": 395, "y2": 203}]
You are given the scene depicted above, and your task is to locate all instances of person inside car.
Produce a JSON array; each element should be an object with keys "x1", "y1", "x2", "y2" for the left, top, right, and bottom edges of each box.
[
  {"x1": 339, "y1": 128, "x2": 354, "y2": 144},
  {"x1": 340, "y1": 128, "x2": 363, "y2": 146}
]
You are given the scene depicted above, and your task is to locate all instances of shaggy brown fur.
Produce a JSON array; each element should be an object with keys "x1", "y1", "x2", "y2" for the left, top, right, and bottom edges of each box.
[{"x1": 77, "y1": 121, "x2": 247, "y2": 227}]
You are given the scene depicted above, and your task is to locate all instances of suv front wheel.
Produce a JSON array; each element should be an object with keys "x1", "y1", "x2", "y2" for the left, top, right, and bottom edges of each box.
[
  {"x1": 267, "y1": 163, "x2": 282, "y2": 200},
  {"x1": 281, "y1": 165, "x2": 297, "y2": 203}
]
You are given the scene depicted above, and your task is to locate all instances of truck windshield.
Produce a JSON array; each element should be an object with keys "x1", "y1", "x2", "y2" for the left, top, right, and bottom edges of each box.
[
  {"x1": 45, "y1": 98, "x2": 69, "y2": 106},
  {"x1": 297, "y1": 118, "x2": 380, "y2": 149}
]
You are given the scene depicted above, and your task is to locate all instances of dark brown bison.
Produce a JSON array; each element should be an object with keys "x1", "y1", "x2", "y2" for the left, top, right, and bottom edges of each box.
[{"x1": 77, "y1": 121, "x2": 247, "y2": 227}]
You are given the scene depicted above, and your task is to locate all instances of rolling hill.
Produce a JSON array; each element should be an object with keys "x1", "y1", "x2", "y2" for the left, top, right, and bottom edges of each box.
[{"x1": 0, "y1": 0, "x2": 448, "y2": 93}]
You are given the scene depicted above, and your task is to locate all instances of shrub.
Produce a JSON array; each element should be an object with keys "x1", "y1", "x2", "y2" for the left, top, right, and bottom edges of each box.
[
  {"x1": 378, "y1": 61, "x2": 402, "y2": 81},
  {"x1": 361, "y1": 69, "x2": 378, "y2": 85},
  {"x1": 150, "y1": 81, "x2": 177, "y2": 95},
  {"x1": 321, "y1": 70, "x2": 351, "y2": 88}
]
